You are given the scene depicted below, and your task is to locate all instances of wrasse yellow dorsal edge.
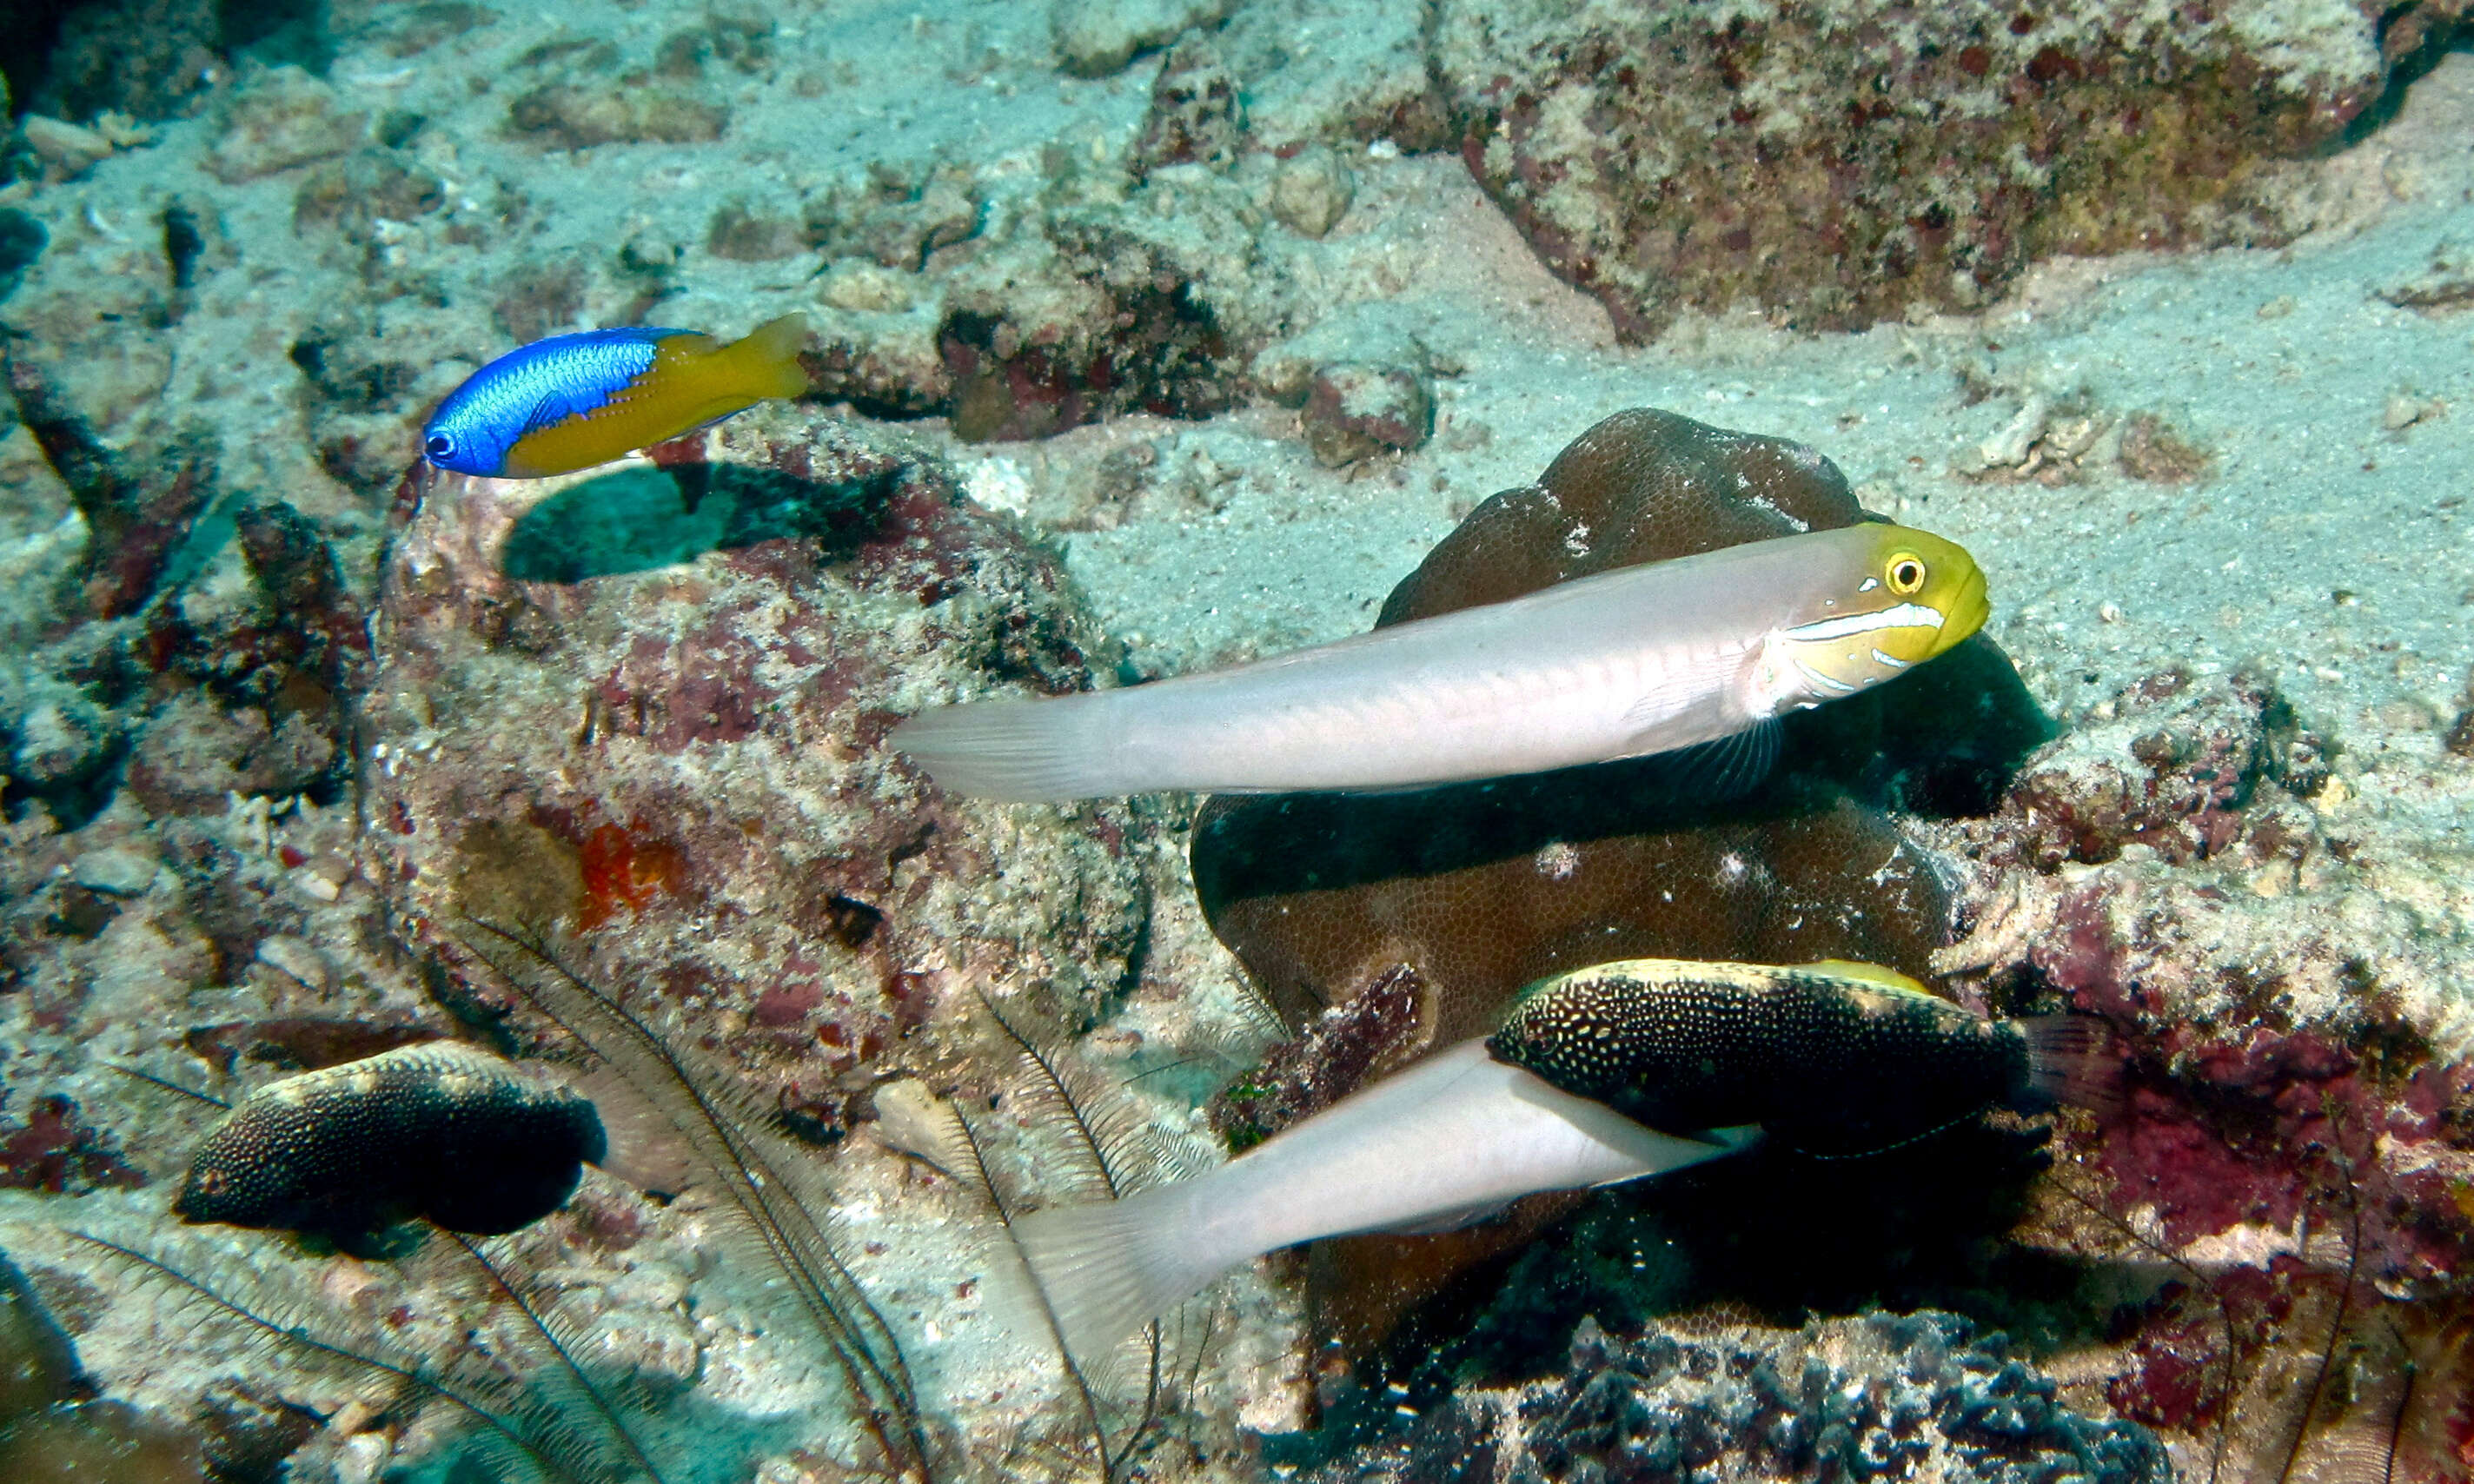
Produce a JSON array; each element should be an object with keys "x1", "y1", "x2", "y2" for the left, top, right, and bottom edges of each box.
[{"x1": 1796, "y1": 959, "x2": 1940, "y2": 997}]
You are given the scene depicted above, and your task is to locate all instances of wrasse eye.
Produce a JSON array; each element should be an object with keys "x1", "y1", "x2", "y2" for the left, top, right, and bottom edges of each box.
[
  {"x1": 1886, "y1": 553, "x2": 1927, "y2": 595},
  {"x1": 424, "y1": 432, "x2": 454, "y2": 461}
]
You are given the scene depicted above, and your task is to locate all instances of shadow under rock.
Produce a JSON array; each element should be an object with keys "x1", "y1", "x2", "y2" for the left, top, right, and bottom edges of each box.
[{"x1": 500, "y1": 459, "x2": 903, "y2": 583}]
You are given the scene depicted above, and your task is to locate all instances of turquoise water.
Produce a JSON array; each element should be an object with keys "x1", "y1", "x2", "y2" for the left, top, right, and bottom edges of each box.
[{"x1": 1, "y1": 4, "x2": 2471, "y2": 1482}]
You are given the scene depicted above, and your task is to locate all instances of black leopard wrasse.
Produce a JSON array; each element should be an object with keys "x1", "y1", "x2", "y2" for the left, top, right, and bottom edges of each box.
[
  {"x1": 1485, "y1": 958, "x2": 2118, "y2": 1156},
  {"x1": 177, "y1": 1042, "x2": 606, "y2": 1242}
]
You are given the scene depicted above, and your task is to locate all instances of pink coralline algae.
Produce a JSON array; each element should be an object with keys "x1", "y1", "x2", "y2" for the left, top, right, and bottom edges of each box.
[
  {"x1": 0, "y1": 1094, "x2": 143, "y2": 1194},
  {"x1": 361, "y1": 405, "x2": 1149, "y2": 1096},
  {"x1": 1988, "y1": 666, "x2": 2329, "y2": 870},
  {"x1": 1927, "y1": 662, "x2": 2474, "y2": 1478}
]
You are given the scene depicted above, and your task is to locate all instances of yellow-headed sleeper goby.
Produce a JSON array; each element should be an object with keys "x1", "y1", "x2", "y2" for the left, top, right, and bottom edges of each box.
[
  {"x1": 1011, "y1": 959, "x2": 2114, "y2": 1363},
  {"x1": 421, "y1": 314, "x2": 810, "y2": 479},
  {"x1": 895, "y1": 522, "x2": 1989, "y2": 800}
]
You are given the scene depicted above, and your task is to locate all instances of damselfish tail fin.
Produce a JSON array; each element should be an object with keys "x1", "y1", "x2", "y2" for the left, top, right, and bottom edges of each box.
[
  {"x1": 891, "y1": 697, "x2": 1122, "y2": 801},
  {"x1": 1011, "y1": 1185, "x2": 1222, "y2": 1364},
  {"x1": 708, "y1": 312, "x2": 813, "y2": 401},
  {"x1": 2019, "y1": 1016, "x2": 2125, "y2": 1118}
]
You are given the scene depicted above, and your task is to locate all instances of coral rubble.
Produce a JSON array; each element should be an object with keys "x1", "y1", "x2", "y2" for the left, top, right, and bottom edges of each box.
[{"x1": 1297, "y1": 1311, "x2": 2166, "y2": 1484}]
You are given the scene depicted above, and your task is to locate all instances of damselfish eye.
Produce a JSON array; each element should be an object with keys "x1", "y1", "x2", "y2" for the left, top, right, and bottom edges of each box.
[
  {"x1": 1886, "y1": 553, "x2": 1927, "y2": 594},
  {"x1": 424, "y1": 432, "x2": 454, "y2": 461}
]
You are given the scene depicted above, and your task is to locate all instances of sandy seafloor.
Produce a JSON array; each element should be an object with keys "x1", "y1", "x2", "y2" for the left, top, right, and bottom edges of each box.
[{"x1": 0, "y1": 2, "x2": 2471, "y2": 1482}]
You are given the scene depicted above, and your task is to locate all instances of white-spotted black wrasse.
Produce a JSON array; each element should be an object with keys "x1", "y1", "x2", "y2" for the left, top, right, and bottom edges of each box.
[
  {"x1": 421, "y1": 313, "x2": 810, "y2": 479},
  {"x1": 1486, "y1": 958, "x2": 2120, "y2": 1158},
  {"x1": 176, "y1": 1042, "x2": 606, "y2": 1244},
  {"x1": 894, "y1": 522, "x2": 1990, "y2": 799}
]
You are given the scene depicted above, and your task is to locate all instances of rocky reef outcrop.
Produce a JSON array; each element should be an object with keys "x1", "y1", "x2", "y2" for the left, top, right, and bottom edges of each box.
[
  {"x1": 1435, "y1": 0, "x2": 2468, "y2": 340},
  {"x1": 367, "y1": 407, "x2": 1150, "y2": 1097}
]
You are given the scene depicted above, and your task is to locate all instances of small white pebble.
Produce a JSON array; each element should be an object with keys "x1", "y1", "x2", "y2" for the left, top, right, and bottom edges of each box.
[
  {"x1": 70, "y1": 845, "x2": 157, "y2": 897},
  {"x1": 2098, "y1": 602, "x2": 2125, "y2": 624},
  {"x1": 333, "y1": 1433, "x2": 391, "y2": 1484},
  {"x1": 293, "y1": 868, "x2": 342, "y2": 902}
]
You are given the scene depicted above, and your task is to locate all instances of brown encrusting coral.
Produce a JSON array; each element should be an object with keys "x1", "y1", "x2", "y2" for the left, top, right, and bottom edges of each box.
[
  {"x1": 1196, "y1": 408, "x2": 2045, "y2": 1049},
  {"x1": 1192, "y1": 407, "x2": 2049, "y2": 1350}
]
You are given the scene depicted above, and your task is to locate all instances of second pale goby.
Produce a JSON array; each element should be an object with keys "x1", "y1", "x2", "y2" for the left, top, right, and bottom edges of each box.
[
  {"x1": 1009, "y1": 1039, "x2": 1756, "y2": 1363},
  {"x1": 894, "y1": 522, "x2": 1989, "y2": 800}
]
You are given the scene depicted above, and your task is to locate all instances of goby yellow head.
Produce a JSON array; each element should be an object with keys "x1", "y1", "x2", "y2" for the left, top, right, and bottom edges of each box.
[{"x1": 1770, "y1": 524, "x2": 1987, "y2": 700}]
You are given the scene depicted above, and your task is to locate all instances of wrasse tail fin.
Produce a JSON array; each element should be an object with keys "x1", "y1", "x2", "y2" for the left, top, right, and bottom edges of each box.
[
  {"x1": 892, "y1": 698, "x2": 1119, "y2": 801},
  {"x1": 1012, "y1": 1187, "x2": 1218, "y2": 1365},
  {"x1": 2019, "y1": 1016, "x2": 2125, "y2": 1118},
  {"x1": 702, "y1": 312, "x2": 813, "y2": 401}
]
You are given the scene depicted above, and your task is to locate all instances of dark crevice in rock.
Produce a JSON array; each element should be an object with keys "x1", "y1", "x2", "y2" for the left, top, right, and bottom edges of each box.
[
  {"x1": 2344, "y1": 8, "x2": 2474, "y2": 147},
  {"x1": 938, "y1": 278, "x2": 1236, "y2": 443},
  {"x1": 3, "y1": 348, "x2": 216, "y2": 619}
]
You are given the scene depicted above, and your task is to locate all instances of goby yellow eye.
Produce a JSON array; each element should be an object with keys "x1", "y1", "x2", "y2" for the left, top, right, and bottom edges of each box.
[{"x1": 1886, "y1": 553, "x2": 1927, "y2": 595}]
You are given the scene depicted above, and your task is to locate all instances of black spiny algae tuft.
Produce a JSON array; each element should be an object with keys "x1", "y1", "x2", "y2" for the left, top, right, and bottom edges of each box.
[
  {"x1": 1489, "y1": 958, "x2": 2116, "y2": 1157},
  {"x1": 177, "y1": 1042, "x2": 605, "y2": 1249}
]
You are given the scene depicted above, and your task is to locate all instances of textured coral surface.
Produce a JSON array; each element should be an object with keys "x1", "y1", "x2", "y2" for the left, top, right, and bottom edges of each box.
[
  {"x1": 1195, "y1": 410, "x2": 2040, "y2": 1050},
  {"x1": 367, "y1": 407, "x2": 1146, "y2": 1090},
  {"x1": 1439, "y1": 0, "x2": 2433, "y2": 340},
  {"x1": 1297, "y1": 1312, "x2": 2168, "y2": 1484}
]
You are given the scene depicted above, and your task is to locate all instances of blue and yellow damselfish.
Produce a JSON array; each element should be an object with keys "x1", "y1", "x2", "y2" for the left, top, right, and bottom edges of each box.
[{"x1": 421, "y1": 313, "x2": 810, "y2": 479}]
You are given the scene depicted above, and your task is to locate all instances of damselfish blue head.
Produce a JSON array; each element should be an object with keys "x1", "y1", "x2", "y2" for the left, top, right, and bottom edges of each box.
[
  {"x1": 421, "y1": 383, "x2": 518, "y2": 478},
  {"x1": 421, "y1": 328, "x2": 675, "y2": 477}
]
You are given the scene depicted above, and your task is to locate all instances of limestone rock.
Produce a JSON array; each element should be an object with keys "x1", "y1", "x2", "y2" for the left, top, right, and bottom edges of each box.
[
  {"x1": 362, "y1": 407, "x2": 1149, "y2": 1096},
  {"x1": 1052, "y1": 0, "x2": 1231, "y2": 78},
  {"x1": 1269, "y1": 145, "x2": 1354, "y2": 238},
  {"x1": 205, "y1": 68, "x2": 366, "y2": 183},
  {"x1": 1218, "y1": 0, "x2": 1449, "y2": 151},
  {"x1": 1436, "y1": 0, "x2": 2403, "y2": 341}
]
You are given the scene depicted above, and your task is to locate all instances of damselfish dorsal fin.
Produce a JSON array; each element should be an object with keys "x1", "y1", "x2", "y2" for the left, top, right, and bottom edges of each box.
[{"x1": 1799, "y1": 959, "x2": 1942, "y2": 999}]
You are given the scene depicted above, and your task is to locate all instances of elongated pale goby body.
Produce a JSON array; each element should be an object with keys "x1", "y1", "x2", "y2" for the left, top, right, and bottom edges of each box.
[
  {"x1": 894, "y1": 523, "x2": 1988, "y2": 800},
  {"x1": 1010, "y1": 1039, "x2": 1754, "y2": 1362}
]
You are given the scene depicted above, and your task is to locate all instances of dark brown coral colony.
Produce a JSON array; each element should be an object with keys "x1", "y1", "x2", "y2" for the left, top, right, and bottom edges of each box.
[
  {"x1": 1193, "y1": 408, "x2": 2049, "y2": 1349},
  {"x1": 1195, "y1": 409, "x2": 2046, "y2": 1050}
]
